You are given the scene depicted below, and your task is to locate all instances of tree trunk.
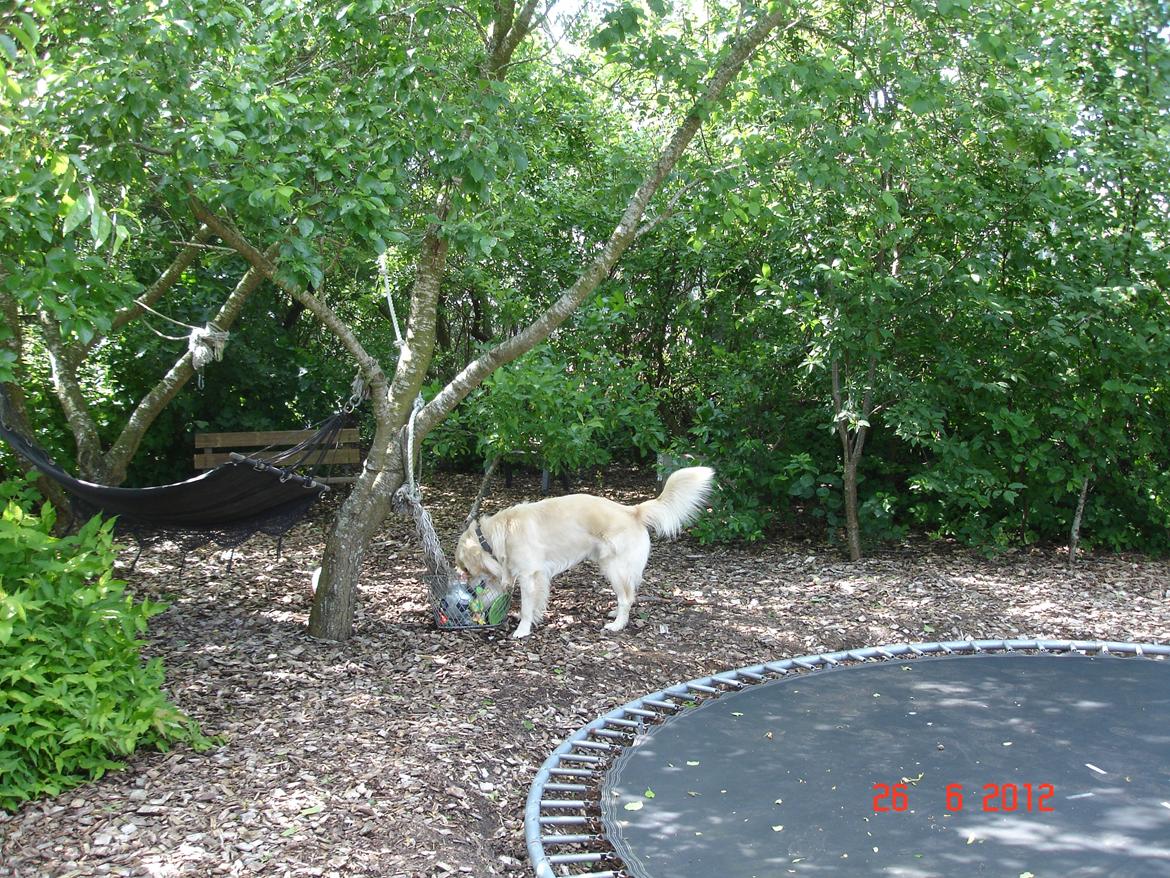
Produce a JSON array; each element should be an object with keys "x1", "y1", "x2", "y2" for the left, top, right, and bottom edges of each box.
[
  {"x1": 842, "y1": 459, "x2": 862, "y2": 562},
  {"x1": 308, "y1": 459, "x2": 404, "y2": 640},
  {"x1": 832, "y1": 357, "x2": 875, "y2": 562},
  {"x1": 1068, "y1": 472, "x2": 1091, "y2": 568}
]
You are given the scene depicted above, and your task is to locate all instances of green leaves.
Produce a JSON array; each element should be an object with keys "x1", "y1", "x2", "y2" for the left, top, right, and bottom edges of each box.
[
  {"x1": 0, "y1": 496, "x2": 209, "y2": 812},
  {"x1": 590, "y1": 4, "x2": 645, "y2": 51}
]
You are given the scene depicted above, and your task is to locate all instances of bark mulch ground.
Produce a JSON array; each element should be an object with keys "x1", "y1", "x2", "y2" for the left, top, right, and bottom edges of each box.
[{"x1": 2, "y1": 468, "x2": 1168, "y2": 877}]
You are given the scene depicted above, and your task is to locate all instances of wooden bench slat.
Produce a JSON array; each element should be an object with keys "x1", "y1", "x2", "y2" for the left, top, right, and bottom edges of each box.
[
  {"x1": 194, "y1": 448, "x2": 361, "y2": 469},
  {"x1": 194, "y1": 428, "x2": 360, "y2": 449}
]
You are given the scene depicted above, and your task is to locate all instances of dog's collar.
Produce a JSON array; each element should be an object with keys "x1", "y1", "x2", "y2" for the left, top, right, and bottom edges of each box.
[{"x1": 475, "y1": 518, "x2": 495, "y2": 557}]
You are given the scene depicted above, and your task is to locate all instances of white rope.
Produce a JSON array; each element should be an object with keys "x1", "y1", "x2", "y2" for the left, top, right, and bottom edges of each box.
[
  {"x1": 376, "y1": 252, "x2": 405, "y2": 348},
  {"x1": 394, "y1": 394, "x2": 451, "y2": 581},
  {"x1": 402, "y1": 394, "x2": 424, "y2": 496},
  {"x1": 139, "y1": 319, "x2": 190, "y2": 342},
  {"x1": 188, "y1": 322, "x2": 229, "y2": 371},
  {"x1": 345, "y1": 372, "x2": 369, "y2": 413},
  {"x1": 135, "y1": 298, "x2": 202, "y2": 332}
]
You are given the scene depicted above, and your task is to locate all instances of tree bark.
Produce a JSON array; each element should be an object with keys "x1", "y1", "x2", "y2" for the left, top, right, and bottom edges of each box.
[
  {"x1": 832, "y1": 356, "x2": 875, "y2": 562},
  {"x1": 94, "y1": 247, "x2": 276, "y2": 485},
  {"x1": 1068, "y1": 471, "x2": 1091, "y2": 568}
]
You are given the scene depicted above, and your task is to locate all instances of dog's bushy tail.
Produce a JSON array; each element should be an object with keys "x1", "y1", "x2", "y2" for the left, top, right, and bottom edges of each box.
[{"x1": 636, "y1": 466, "x2": 715, "y2": 538}]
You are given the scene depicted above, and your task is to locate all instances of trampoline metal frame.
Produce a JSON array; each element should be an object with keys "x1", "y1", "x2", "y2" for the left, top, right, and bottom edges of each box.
[{"x1": 524, "y1": 638, "x2": 1170, "y2": 878}]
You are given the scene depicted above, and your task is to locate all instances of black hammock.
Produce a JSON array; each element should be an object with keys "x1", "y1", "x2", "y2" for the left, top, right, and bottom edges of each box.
[{"x1": 0, "y1": 399, "x2": 345, "y2": 550}]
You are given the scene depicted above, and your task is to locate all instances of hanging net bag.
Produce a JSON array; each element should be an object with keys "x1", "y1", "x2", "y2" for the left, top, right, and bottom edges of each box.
[{"x1": 393, "y1": 398, "x2": 514, "y2": 631}]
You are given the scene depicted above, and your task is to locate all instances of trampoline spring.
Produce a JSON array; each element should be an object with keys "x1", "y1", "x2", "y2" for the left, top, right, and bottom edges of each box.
[
  {"x1": 540, "y1": 799, "x2": 589, "y2": 810},
  {"x1": 642, "y1": 698, "x2": 680, "y2": 711},
  {"x1": 712, "y1": 676, "x2": 746, "y2": 688},
  {"x1": 547, "y1": 852, "x2": 606, "y2": 865},
  {"x1": 540, "y1": 833, "x2": 599, "y2": 847},
  {"x1": 623, "y1": 708, "x2": 658, "y2": 719},
  {"x1": 544, "y1": 783, "x2": 589, "y2": 793},
  {"x1": 605, "y1": 718, "x2": 642, "y2": 729},
  {"x1": 550, "y1": 768, "x2": 595, "y2": 779},
  {"x1": 737, "y1": 670, "x2": 766, "y2": 682},
  {"x1": 539, "y1": 815, "x2": 589, "y2": 826},
  {"x1": 686, "y1": 682, "x2": 720, "y2": 694},
  {"x1": 559, "y1": 754, "x2": 603, "y2": 765}
]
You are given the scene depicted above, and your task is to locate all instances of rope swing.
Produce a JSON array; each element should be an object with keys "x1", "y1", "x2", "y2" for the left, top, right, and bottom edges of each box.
[{"x1": 391, "y1": 396, "x2": 513, "y2": 631}]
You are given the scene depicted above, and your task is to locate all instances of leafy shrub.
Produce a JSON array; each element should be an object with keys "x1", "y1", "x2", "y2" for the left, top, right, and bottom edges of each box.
[
  {"x1": 426, "y1": 348, "x2": 664, "y2": 476},
  {"x1": 670, "y1": 395, "x2": 795, "y2": 544},
  {"x1": 0, "y1": 497, "x2": 207, "y2": 812}
]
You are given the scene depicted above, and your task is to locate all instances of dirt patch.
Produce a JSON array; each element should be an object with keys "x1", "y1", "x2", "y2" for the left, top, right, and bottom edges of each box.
[{"x1": 2, "y1": 468, "x2": 1167, "y2": 877}]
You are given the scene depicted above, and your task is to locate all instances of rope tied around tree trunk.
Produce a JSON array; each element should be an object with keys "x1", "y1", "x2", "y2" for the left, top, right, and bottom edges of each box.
[
  {"x1": 393, "y1": 395, "x2": 452, "y2": 581},
  {"x1": 189, "y1": 322, "x2": 229, "y2": 389}
]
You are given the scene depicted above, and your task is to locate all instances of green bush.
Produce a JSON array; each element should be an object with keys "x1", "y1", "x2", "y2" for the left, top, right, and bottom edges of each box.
[
  {"x1": 0, "y1": 497, "x2": 207, "y2": 812},
  {"x1": 426, "y1": 347, "x2": 665, "y2": 476}
]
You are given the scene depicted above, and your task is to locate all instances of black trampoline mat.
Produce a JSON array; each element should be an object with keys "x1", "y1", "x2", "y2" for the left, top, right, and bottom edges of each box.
[{"x1": 602, "y1": 654, "x2": 1170, "y2": 878}]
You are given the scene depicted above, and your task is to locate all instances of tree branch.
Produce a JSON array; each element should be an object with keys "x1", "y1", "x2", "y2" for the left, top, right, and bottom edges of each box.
[
  {"x1": 189, "y1": 199, "x2": 392, "y2": 422},
  {"x1": 416, "y1": 9, "x2": 803, "y2": 438},
  {"x1": 96, "y1": 225, "x2": 213, "y2": 349},
  {"x1": 100, "y1": 247, "x2": 277, "y2": 483}
]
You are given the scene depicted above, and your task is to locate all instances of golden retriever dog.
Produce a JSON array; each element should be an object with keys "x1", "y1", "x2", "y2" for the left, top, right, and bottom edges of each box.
[{"x1": 454, "y1": 466, "x2": 714, "y2": 638}]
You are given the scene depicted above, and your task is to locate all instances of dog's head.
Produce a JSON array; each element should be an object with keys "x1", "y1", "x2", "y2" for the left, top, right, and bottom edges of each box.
[{"x1": 454, "y1": 521, "x2": 505, "y2": 586}]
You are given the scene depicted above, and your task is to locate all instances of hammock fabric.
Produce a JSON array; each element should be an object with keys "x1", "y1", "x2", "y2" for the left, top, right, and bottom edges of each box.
[{"x1": 0, "y1": 402, "x2": 337, "y2": 550}]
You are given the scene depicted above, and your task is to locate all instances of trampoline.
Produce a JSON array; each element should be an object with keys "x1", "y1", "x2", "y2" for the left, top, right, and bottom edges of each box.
[{"x1": 526, "y1": 640, "x2": 1170, "y2": 878}]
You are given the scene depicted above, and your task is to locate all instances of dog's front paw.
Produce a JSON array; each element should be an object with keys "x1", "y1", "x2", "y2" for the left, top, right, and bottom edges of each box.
[
  {"x1": 511, "y1": 624, "x2": 532, "y2": 639},
  {"x1": 602, "y1": 620, "x2": 627, "y2": 633}
]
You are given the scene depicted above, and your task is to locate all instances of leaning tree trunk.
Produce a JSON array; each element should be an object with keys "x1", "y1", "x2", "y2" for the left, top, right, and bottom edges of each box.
[
  {"x1": 202, "y1": 7, "x2": 803, "y2": 641},
  {"x1": 308, "y1": 458, "x2": 404, "y2": 638}
]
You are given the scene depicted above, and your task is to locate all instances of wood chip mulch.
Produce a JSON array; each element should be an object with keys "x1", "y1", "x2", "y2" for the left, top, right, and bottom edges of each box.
[{"x1": 2, "y1": 468, "x2": 1167, "y2": 877}]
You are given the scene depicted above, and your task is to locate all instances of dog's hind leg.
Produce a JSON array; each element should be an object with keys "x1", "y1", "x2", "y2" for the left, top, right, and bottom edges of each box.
[
  {"x1": 600, "y1": 564, "x2": 641, "y2": 633},
  {"x1": 600, "y1": 535, "x2": 649, "y2": 633},
  {"x1": 602, "y1": 576, "x2": 637, "y2": 632}
]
